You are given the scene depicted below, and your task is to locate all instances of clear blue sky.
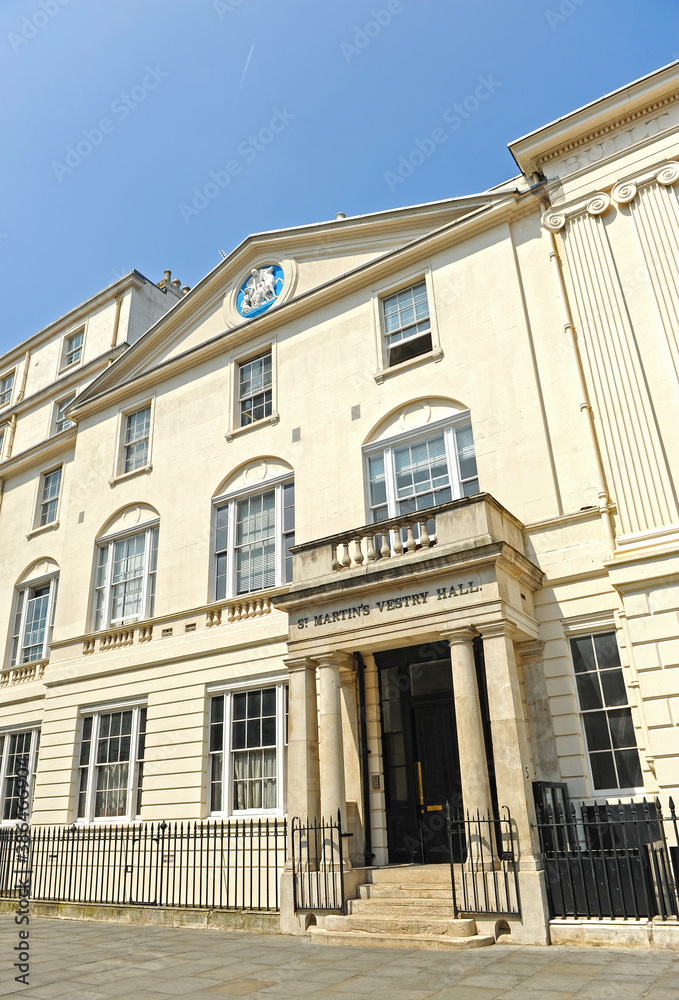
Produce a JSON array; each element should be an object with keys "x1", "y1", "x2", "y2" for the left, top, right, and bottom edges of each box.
[{"x1": 1, "y1": 0, "x2": 676, "y2": 354}]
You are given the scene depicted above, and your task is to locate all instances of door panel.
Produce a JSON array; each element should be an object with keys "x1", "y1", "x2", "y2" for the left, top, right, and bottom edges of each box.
[
  {"x1": 414, "y1": 703, "x2": 460, "y2": 863},
  {"x1": 376, "y1": 644, "x2": 463, "y2": 865}
]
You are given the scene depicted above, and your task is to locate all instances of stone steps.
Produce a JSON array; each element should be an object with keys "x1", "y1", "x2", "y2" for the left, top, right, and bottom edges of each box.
[
  {"x1": 359, "y1": 883, "x2": 455, "y2": 900},
  {"x1": 326, "y1": 913, "x2": 477, "y2": 936},
  {"x1": 311, "y1": 865, "x2": 496, "y2": 952},
  {"x1": 310, "y1": 927, "x2": 496, "y2": 951},
  {"x1": 348, "y1": 897, "x2": 458, "y2": 916},
  {"x1": 369, "y1": 864, "x2": 453, "y2": 884}
]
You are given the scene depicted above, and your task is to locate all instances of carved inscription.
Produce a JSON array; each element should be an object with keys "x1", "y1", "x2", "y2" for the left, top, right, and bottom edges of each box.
[
  {"x1": 296, "y1": 580, "x2": 480, "y2": 630},
  {"x1": 545, "y1": 113, "x2": 672, "y2": 177}
]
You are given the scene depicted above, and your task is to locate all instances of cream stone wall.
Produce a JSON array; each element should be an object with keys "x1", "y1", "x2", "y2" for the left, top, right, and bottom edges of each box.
[{"x1": 0, "y1": 66, "x2": 678, "y2": 891}]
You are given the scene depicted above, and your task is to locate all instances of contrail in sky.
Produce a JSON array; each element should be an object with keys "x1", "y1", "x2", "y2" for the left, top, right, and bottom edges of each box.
[{"x1": 237, "y1": 44, "x2": 255, "y2": 97}]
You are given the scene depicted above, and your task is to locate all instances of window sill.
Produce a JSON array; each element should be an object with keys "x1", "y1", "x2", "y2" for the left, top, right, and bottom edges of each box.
[
  {"x1": 109, "y1": 464, "x2": 153, "y2": 487},
  {"x1": 57, "y1": 361, "x2": 82, "y2": 376},
  {"x1": 26, "y1": 521, "x2": 59, "y2": 539},
  {"x1": 374, "y1": 347, "x2": 443, "y2": 383},
  {"x1": 225, "y1": 412, "x2": 279, "y2": 442},
  {"x1": 75, "y1": 818, "x2": 142, "y2": 826}
]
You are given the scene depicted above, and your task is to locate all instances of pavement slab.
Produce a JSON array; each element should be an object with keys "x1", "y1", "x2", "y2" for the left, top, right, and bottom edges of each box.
[{"x1": 1, "y1": 916, "x2": 679, "y2": 999}]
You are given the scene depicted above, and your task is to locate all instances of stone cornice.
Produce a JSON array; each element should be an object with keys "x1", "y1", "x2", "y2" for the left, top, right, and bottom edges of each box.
[
  {"x1": 536, "y1": 92, "x2": 679, "y2": 168},
  {"x1": 0, "y1": 343, "x2": 126, "y2": 425},
  {"x1": 0, "y1": 425, "x2": 76, "y2": 477}
]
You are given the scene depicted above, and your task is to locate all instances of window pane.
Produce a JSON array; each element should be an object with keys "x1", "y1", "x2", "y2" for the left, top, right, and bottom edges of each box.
[
  {"x1": 583, "y1": 711, "x2": 611, "y2": 751},
  {"x1": 261, "y1": 688, "x2": 276, "y2": 716},
  {"x1": 261, "y1": 716, "x2": 276, "y2": 746},
  {"x1": 594, "y1": 632, "x2": 620, "y2": 669},
  {"x1": 571, "y1": 636, "x2": 596, "y2": 673},
  {"x1": 576, "y1": 672, "x2": 602, "y2": 711},
  {"x1": 233, "y1": 693, "x2": 246, "y2": 720},
  {"x1": 608, "y1": 708, "x2": 636, "y2": 749},
  {"x1": 600, "y1": 669, "x2": 628, "y2": 707},
  {"x1": 615, "y1": 749, "x2": 643, "y2": 788},
  {"x1": 235, "y1": 491, "x2": 276, "y2": 594},
  {"x1": 590, "y1": 751, "x2": 617, "y2": 790},
  {"x1": 455, "y1": 426, "x2": 478, "y2": 481}
]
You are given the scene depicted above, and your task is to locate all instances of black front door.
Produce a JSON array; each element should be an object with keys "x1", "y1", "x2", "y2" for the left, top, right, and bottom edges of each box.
[{"x1": 376, "y1": 644, "x2": 463, "y2": 864}]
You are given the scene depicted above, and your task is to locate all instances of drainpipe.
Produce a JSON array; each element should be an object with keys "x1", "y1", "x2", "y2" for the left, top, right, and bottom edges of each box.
[
  {"x1": 542, "y1": 200, "x2": 616, "y2": 555},
  {"x1": 0, "y1": 479, "x2": 4, "y2": 515},
  {"x1": 353, "y1": 652, "x2": 374, "y2": 867},
  {"x1": 6, "y1": 415, "x2": 17, "y2": 460},
  {"x1": 16, "y1": 351, "x2": 31, "y2": 402},
  {"x1": 110, "y1": 294, "x2": 123, "y2": 348}
]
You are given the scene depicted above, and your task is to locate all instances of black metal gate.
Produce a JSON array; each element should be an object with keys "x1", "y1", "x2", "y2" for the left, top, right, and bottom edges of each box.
[{"x1": 535, "y1": 797, "x2": 679, "y2": 920}]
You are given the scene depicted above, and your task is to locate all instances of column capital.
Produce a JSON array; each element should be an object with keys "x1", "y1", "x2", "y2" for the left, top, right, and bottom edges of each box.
[
  {"x1": 442, "y1": 626, "x2": 478, "y2": 646},
  {"x1": 315, "y1": 652, "x2": 355, "y2": 671},
  {"x1": 284, "y1": 655, "x2": 317, "y2": 674},
  {"x1": 517, "y1": 640, "x2": 545, "y2": 662},
  {"x1": 477, "y1": 619, "x2": 518, "y2": 641}
]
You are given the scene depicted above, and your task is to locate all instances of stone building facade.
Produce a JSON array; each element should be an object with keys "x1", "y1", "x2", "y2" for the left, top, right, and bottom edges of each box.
[{"x1": 1, "y1": 63, "x2": 679, "y2": 946}]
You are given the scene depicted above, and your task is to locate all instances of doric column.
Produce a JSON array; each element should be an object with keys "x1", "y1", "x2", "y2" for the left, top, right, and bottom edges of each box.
[
  {"x1": 316, "y1": 652, "x2": 352, "y2": 828},
  {"x1": 518, "y1": 640, "x2": 560, "y2": 783},
  {"x1": 478, "y1": 621, "x2": 541, "y2": 861},
  {"x1": 284, "y1": 657, "x2": 320, "y2": 824},
  {"x1": 444, "y1": 627, "x2": 493, "y2": 819},
  {"x1": 339, "y1": 660, "x2": 364, "y2": 864}
]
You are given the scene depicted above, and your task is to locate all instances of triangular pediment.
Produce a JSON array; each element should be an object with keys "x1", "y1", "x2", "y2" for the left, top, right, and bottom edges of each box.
[{"x1": 72, "y1": 194, "x2": 504, "y2": 414}]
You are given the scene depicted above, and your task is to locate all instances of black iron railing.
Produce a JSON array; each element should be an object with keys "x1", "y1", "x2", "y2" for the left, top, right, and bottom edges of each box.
[
  {"x1": 535, "y1": 797, "x2": 679, "y2": 920},
  {"x1": 445, "y1": 805, "x2": 521, "y2": 916},
  {"x1": 290, "y1": 811, "x2": 346, "y2": 912},
  {"x1": 0, "y1": 819, "x2": 286, "y2": 911}
]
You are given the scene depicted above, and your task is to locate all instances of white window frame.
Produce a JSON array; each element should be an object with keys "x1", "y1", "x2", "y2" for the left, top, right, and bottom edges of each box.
[
  {"x1": 76, "y1": 701, "x2": 146, "y2": 824},
  {"x1": 226, "y1": 340, "x2": 278, "y2": 441},
  {"x1": 9, "y1": 573, "x2": 59, "y2": 667},
  {"x1": 53, "y1": 394, "x2": 76, "y2": 435},
  {"x1": 372, "y1": 269, "x2": 442, "y2": 380},
  {"x1": 207, "y1": 676, "x2": 287, "y2": 819},
  {"x1": 362, "y1": 413, "x2": 478, "y2": 524},
  {"x1": 212, "y1": 475, "x2": 294, "y2": 600},
  {"x1": 92, "y1": 522, "x2": 159, "y2": 631},
  {"x1": 34, "y1": 465, "x2": 63, "y2": 529},
  {"x1": 566, "y1": 623, "x2": 644, "y2": 797},
  {"x1": 0, "y1": 424, "x2": 6, "y2": 462},
  {"x1": 61, "y1": 327, "x2": 85, "y2": 371},
  {"x1": 0, "y1": 727, "x2": 40, "y2": 826},
  {"x1": 112, "y1": 398, "x2": 155, "y2": 481},
  {"x1": 0, "y1": 369, "x2": 15, "y2": 409},
  {"x1": 238, "y1": 349, "x2": 273, "y2": 427}
]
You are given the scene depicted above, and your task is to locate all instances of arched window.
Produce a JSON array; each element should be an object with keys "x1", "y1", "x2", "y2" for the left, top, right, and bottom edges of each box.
[
  {"x1": 92, "y1": 505, "x2": 159, "y2": 630},
  {"x1": 212, "y1": 459, "x2": 294, "y2": 599},
  {"x1": 363, "y1": 399, "x2": 478, "y2": 523},
  {"x1": 9, "y1": 559, "x2": 59, "y2": 667}
]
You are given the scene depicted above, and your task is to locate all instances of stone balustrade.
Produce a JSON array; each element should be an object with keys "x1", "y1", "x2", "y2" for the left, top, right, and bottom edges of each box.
[
  {"x1": 0, "y1": 661, "x2": 47, "y2": 686},
  {"x1": 206, "y1": 594, "x2": 274, "y2": 627},
  {"x1": 330, "y1": 512, "x2": 437, "y2": 572}
]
